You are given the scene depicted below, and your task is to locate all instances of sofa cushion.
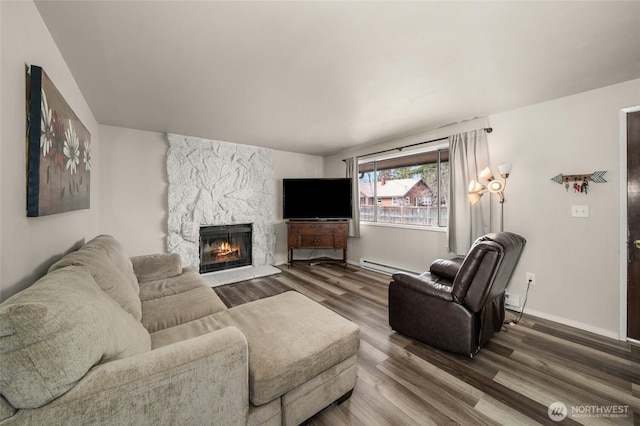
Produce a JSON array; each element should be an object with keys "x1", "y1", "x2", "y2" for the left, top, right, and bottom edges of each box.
[
  {"x1": 139, "y1": 267, "x2": 227, "y2": 333},
  {"x1": 131, "y1": 252, "x2": 183, "y2": 284},
  {"x1": 49, "y1": 235, "x2": 142, "y2": 320},
  {"x1": 225, "y1": 292, "x2": 359, "y2": 405},
  {"x1": 0, "y1": 266, "x2": 151, "y2": 409},
  {"x1": 150, "y1": 291, "x2": 360, "y2": 405},
  {"x1": 0, "y1": 396, "x2": 15, "y2": 422},
  {"x1": 83, "y1": 235, "x2": 140, "y2": 292}
]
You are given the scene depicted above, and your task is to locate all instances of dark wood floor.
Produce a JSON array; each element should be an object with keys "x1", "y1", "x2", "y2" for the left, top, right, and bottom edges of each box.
[{"x1": 214, "y1": 263, "x2": 640, "y2": 425}]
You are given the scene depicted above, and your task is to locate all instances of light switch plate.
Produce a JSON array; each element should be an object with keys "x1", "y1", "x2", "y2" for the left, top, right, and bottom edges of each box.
[{"x1": 571, "y1": 205, "x2": 589, "y2": 218}]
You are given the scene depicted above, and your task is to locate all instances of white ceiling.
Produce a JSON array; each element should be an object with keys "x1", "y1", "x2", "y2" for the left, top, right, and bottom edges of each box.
[{"x1": 35, "y1": 1, "x2": 640, "y2": 156}]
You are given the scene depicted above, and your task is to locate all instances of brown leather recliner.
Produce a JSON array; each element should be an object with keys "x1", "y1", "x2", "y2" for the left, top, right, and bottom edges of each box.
[{"x1": 388, "y1": 232, "x2": 526, "y2": 357}]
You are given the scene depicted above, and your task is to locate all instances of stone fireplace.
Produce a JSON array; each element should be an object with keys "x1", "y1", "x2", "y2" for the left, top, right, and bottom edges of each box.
[
  {"x1": 199, "y1": 224, "x2": 252, "y2": 273},
  {"x1": 166, "y1": 133, "x2": 275, "y2": 273}
]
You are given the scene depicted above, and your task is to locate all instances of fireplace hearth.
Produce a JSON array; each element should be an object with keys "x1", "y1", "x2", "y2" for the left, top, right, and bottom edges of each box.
[{"x1": 199, "y1": 224, "x2": 252, "y2": 273}]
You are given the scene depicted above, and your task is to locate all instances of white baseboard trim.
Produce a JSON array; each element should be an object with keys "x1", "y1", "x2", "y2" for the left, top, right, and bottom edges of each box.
[{"x1": 523, "y1": 308, "x2": 620, "y2": 340}]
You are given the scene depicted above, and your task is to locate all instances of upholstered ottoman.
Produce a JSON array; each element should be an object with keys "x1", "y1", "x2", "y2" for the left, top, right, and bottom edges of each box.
[{"x1": 150, "y1": 291, "x2": 360, "y2": 425}]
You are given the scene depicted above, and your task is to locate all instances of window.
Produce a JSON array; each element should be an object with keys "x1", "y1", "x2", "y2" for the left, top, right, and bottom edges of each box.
[{"x1": 358, "y1": 147, "x2": 449, "y2": 227}]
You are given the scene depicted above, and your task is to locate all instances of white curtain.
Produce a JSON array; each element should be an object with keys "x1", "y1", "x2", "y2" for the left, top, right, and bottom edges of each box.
[
  {"x1": 447, "y1": 130, "x2": 490, "y2": 255},
  {"x1": 345, "y1": 157, "x2": 360, "y2": 238}
]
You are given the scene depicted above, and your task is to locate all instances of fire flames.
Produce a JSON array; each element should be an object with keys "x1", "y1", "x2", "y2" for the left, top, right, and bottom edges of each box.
[{"x1": 212, "y1": 240, "x2": 240, "y2": 260}]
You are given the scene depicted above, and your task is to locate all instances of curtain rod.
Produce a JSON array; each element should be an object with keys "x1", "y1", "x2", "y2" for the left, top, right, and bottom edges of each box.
[{"x1": 342, "y1": 127, "x2": 492, "y2": 162}]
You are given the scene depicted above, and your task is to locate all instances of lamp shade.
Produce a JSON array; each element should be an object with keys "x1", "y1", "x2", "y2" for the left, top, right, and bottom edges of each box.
[
  {"x1": 468, "y1": 180, "x2": 485, "y2": 194},
  {"x1": 478, "y1": 167, "x2": 494, "y2": 181},
  {"x1": 468, "y1": 192, "x2": 482, "y2": 205},
  {"x1": 498, "y1": 163, "x2": 512, "y2": 178}
]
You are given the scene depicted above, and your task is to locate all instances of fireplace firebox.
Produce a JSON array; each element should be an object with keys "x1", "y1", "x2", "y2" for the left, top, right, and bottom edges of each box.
[{"x1": 199, "y1": 224, "x2": 252, "y2": 273}]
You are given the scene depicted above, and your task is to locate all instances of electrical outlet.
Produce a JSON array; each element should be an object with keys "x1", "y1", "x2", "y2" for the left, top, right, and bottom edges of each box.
[
  {"x1": 571, "y1": 205, "x2": 590, "y2": 218},
  {"x1": 526, "y1": 272, "x2": 536, "y2": 286}
]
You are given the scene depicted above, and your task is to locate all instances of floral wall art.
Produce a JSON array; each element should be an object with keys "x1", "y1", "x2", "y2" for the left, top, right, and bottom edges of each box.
[{"x1": 26, "y1": 65, "x2": 91, "y2": 217}]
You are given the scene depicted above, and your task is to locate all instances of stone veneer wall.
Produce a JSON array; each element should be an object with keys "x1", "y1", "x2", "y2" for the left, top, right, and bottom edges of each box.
[{"x1": 166, "y1": 133, "x2": 275, "y2": 269}]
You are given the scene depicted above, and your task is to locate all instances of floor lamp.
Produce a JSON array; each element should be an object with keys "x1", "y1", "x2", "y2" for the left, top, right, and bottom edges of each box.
[{"x1": 468, "y1": 163, "x2": 512, "y2": 232}]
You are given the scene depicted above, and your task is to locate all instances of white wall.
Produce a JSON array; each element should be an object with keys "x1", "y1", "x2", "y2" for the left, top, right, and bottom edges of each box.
[
  {"x1": 325, "y1": 79, "x2": 640, "y2": 338},
  {"x1": 0, "y1": 1, "x2": 99, "y2": 301},
  {"x1": 272, "y1": 152, "x2": 324, "y2": 265},
  {"x1": 98, "y1": 125, "x2": 168, "y2": 255},
  {"x1": 97, "y1": 126, "x2": 324, "y2": 265},
  {"x1": 488, "y1": 79, "x2": 639, "y2": 338}
]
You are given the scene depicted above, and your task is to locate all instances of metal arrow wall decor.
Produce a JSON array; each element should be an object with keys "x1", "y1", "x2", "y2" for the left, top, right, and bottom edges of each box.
[{"x1": 551, "y1": 171, "x2": 607, "y2": 194}]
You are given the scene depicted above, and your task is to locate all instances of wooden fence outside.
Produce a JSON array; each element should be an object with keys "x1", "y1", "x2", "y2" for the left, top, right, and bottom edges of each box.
[{"x1": 359, "y1": 205, "x2": 447, "y2": 227}]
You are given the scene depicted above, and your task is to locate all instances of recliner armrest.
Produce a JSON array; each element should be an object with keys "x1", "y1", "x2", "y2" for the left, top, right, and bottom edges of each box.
[
  {"x1": 429, "y1": 257, "x2": 464, "y2": 281},
  {"x1": 391, "y1": 272, "x2": 454, "y2": 302}
]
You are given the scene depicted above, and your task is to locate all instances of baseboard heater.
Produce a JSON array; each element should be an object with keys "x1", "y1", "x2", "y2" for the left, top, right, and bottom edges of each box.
[{"x1": 359, "y1": 258, "x2": 414, "y2": 276}]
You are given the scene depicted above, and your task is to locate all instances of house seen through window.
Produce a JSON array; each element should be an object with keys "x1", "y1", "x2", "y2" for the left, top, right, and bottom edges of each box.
[{"x1": 358, "y1": 147, "x2": 449, "y2": 227}]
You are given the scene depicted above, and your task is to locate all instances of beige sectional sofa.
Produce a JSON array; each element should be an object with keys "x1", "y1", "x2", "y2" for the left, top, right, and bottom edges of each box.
[{"x1": 0, "y1": 235, "x2": 359, "y2": 425}]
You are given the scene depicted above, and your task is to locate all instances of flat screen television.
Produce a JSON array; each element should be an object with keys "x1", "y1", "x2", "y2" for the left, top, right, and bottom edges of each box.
[{"x1": 283, "y1": 178, "x2": 353, "y2": 220}]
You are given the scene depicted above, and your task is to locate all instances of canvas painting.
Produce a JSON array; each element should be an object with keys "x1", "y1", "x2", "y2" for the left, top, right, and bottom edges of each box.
[{"x1": 26, "y1": 65, "x2": 91, "y2": 217}]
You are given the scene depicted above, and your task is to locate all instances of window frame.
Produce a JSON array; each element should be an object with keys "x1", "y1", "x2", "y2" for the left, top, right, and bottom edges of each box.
[{"x1": 357, "y1": 142, "x2": 449, "y2": 230}]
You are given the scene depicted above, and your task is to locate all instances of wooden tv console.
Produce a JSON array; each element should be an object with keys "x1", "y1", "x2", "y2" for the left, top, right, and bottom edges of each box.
[{"x1": 287, "y1": 220, "x2": 348, "y2": 267}]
